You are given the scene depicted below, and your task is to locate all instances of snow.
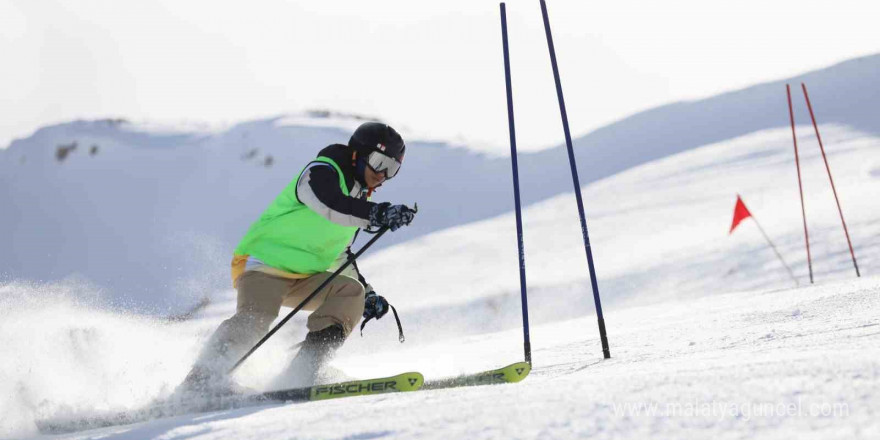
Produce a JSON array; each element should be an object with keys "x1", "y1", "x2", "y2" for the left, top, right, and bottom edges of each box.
[
  {"x1": 6, "y1": 278, "x2": 878, "y2": 439},
  {"x1": 2, "y1": 118, "x2": 879, "y2": 439},
  {"x1": 3, "y1": 55, "x2": 880, "y2": 438},
  {"x1": 363, "y1": 124, "x2": 880, "y2": 313}
]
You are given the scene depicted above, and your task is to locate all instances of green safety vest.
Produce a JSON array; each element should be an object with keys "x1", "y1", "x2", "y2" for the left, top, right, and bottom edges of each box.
[{"x1": 234, "y1": 156, "x2": 359, "y2": 274}]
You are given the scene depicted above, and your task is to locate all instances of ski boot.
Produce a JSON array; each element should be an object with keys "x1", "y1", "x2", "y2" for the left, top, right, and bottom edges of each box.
[{"x1": 282, "y1": 324, "x2": 347, "y2": 387}]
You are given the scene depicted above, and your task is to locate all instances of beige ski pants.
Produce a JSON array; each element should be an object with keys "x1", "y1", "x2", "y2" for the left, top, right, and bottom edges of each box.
[{"x1": 193, "y1": 270, "x2": 365, "y2": 375}]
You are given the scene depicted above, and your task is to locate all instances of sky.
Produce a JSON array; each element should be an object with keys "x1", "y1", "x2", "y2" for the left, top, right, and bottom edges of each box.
[{"x1": 1, "y1": 0, "x2": 878, "y2": 154}]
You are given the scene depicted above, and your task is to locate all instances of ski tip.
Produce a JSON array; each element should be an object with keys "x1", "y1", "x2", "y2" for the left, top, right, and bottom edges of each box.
[
  {"x1": 502, "y1": 362, "x2": 531, "y2": 383},
  {"x1": 400, "y1": 372, "x2": 424, "y2": 391}
]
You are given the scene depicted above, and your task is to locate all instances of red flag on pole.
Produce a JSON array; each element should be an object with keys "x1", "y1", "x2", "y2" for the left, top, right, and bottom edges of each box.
[
  {"x1": 729, "y1": 195, "x2": 752, "y2": 234},
  {"x1": 727, "y1": 194, "x2": 798, "y2": 285}
]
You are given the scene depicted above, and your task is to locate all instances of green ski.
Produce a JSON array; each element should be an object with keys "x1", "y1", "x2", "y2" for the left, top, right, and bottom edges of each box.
[
  {"x1": 422, "y1": 361, "x2": 531, "y2": 390},
  {"x1": 38, "y1": 372, "x2": 424, "y2": 434},
  {"x1": 37, "y1": 363, "x2": 533, "y2": 434},
  {"x1": 262, "y1": 371, "x2": 424, "y2": 402}
]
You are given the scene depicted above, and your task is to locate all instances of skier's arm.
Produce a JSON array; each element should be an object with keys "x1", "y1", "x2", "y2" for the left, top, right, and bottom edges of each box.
[{"x1": 296, "y1": 164, "x2": 373, "y2": 228}]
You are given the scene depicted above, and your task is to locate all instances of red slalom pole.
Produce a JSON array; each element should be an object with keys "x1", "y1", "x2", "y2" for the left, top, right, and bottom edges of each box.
[
  {"x1": 787, "y1": 84, "x2": 813, "y2": 284},
  {"x1": 801, "y1": 83, "x2": 861, "y2": 277}
]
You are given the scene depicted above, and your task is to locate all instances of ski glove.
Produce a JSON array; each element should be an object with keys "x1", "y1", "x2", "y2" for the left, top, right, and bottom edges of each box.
[
  {"x1": 361, "y1": 291, "x2": 406, "y2": 343},
  {"x1": 363, "y1": 291, "x2": 389, "y2": 320},
  {"x1": 369, "y1": 202, "x2": 416, "y2": 231}
]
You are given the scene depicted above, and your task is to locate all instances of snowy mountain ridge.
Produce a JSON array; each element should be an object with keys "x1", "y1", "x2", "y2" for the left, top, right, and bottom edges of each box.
[{"x1": 2, "y1": 55, "x2": 878, "y2": 311}]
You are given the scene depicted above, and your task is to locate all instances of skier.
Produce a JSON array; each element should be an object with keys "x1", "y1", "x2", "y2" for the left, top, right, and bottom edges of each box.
[{"x1": 178, "y1": 122, "x2": 416, "y2": 395}]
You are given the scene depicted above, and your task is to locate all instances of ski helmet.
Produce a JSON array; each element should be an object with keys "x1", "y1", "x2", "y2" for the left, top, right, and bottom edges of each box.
[{"x1": 349, "y1": 122, "x2": 406, "y2": 179}]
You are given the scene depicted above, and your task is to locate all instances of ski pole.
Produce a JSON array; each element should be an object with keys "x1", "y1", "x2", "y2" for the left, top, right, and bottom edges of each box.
[
  {"x1": 539, "y1": 0, "x2": 610, "y2": 359},
  {"x1": 500, "y1": 2, "x2": 532, "y2": 365},
  {"x1": 229, "y1": 227, "x2": 389, "y2": 373}
]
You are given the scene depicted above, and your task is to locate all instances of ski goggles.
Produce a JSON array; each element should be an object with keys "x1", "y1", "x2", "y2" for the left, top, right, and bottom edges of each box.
[{"x1": 366, "y1": 151, "x2": 402, "y2": 179}]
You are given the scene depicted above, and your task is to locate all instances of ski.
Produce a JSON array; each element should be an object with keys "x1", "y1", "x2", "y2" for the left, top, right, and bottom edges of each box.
[
  {"x1": 37, "y1": 371, "x2": 424, "y2": 434},
  {"x1": 262, "y1": 371, "x2": 424, "y2": 402},
  {"x1": 36, "y1": 363, "x2": 529, "y2": 434},
  {"x1": 422, "y1": 361, "x2": 531, "y2": 390}
]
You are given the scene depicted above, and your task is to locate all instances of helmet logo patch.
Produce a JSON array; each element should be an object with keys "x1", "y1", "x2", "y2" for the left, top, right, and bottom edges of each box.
[{"x1": 377, "y1": 143, "x2": 386, "y2": 152}]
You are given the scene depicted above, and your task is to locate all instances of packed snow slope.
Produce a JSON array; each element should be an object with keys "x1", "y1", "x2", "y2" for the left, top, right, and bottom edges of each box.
[
  {"x1": 1, "y1": 122, "x2": 879, "y2": 439},
  {"x1": 1, "y1": 55, "x2": 878, "y2": 305}
]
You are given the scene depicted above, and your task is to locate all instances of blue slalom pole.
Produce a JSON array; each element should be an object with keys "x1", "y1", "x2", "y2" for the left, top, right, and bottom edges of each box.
[
  {"x1": 500, "y1": 2, "x2": 531, "y2": 365},
  {"x1": 539, "y1": 0, "x2": 610, "y2": 359}
]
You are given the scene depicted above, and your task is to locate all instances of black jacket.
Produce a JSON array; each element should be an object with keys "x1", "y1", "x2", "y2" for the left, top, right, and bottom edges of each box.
[{"x1": 296, "y1": 144, "x2": 376, "y2": 290}]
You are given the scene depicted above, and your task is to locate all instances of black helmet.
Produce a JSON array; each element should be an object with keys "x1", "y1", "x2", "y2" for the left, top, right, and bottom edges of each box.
[{"x1": 349, "y1": 122, "x2": 406, "y2": 178}]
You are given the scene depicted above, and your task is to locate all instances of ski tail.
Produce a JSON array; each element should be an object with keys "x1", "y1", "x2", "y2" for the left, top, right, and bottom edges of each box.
[
  {"x1": 38, "y1": 372, "x2": 424, "y2": 434},
  {"x1": 422, "y1": 361, "x2": 531, "y2": 390}
]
